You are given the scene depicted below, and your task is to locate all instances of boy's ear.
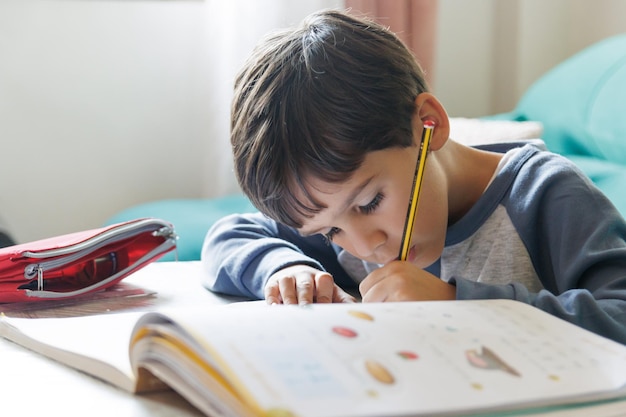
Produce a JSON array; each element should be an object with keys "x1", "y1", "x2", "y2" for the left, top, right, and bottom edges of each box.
[{"x1": 413, "y1": 93, "x2": 450, "y2": 151}]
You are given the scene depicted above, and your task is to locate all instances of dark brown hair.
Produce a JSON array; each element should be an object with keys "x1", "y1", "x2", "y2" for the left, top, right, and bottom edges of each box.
[{"x1": 231, "y1": 9, "x2": 429, "y2": 228}]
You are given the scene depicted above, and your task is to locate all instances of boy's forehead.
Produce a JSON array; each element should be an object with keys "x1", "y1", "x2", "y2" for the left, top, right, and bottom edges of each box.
[
  {"x1": 297, "y1": 145, "x2": 406, "y2": 199},
  {"x1": 300, "y1": 174, "x2": 348, "y2": 196},
  {"x1": 297, "y1": 147, "x2": 389, "y2": 196}
]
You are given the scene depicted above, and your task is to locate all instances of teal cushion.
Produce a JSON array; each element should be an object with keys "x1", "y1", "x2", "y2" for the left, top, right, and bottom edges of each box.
[
  {"x1": 513, "y1": 34, "x2": 626, "y2": 163},
  {"x1": 104, "y1": 195, "x2": 257, "y2": 261}
]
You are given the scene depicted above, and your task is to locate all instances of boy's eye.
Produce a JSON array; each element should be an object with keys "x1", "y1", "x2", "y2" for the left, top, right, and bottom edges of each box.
[
  {"x1": 321, "y1": 193, "x2": 383, "y2": 243},
  {"x1": 324, "y1": 227, "x2": 341, "y2": 243},
  {"x1": 359, "y1": 192, "x2": 384, "y2": 214}
]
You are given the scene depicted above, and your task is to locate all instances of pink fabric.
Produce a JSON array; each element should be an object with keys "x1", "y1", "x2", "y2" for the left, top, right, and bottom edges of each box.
[{"x1": 345, "y1": 0, "x2": 438, "y2": 87}]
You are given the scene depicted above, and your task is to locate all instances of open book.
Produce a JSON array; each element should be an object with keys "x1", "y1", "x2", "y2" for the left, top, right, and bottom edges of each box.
[{"x1": 2, "y1": 299, "x2": 626, "y2": 417}]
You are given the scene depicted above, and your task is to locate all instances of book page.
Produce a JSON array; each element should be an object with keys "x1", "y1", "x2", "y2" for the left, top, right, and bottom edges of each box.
[
  {"x1": 145, "y1": 299, "x2": 626, "y2": 417},
  {"x1": 0, "y1": 312, "x2": 148, "y2": 393}
]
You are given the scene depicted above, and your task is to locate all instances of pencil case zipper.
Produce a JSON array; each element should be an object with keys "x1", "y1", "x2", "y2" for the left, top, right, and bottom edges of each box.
[
  {"x1": 17, "y1": 219, "x2": 176, "y2": 298},
  {"x1": 22, "y1": 218, "x2": 175, "y2": 279}
]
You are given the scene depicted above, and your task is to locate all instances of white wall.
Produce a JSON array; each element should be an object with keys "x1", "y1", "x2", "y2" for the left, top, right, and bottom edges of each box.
[
  {"x1": 0, "y1": 0, "x2": 340, "y2": 243},
  {"x1": 1, "y1": 0, "x2": 625, "y2": 243},
  {"x1": 433, "y1": 0, "x2": 626, "y2": 118},
  {"x1": 0, "y1": 0, "x2": 210, "y2": 242}
]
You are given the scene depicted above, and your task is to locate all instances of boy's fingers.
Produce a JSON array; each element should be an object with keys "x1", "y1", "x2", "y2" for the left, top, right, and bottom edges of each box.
[
  {"x1": 264, "y1": 284, "x2": 282, "y2": 305},
  {"x1": 313, "y1": 273, "x2": 335, "y2": 303},
  {"x1": 358, "y1": 264, "x2": 390, "y2": 298},
  {"x1": 265, "y1": 266, "x2": 345, "y2": 305},
  {"x1": 277, "y1": 276, "x2": 299, "y2": 305},
  {"x1": 296, "y1": 274, "x2": 317, "y2": 305}
]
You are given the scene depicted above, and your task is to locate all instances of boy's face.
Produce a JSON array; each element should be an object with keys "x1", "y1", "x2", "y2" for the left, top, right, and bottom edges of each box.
[{"x1": 297, "y1": 144, "x2": 448, "y2": 268}]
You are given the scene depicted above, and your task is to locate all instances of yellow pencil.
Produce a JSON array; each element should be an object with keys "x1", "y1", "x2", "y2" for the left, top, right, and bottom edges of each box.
[{"x1": 398, "y1": 120, "x2": 435, "y2": 261}]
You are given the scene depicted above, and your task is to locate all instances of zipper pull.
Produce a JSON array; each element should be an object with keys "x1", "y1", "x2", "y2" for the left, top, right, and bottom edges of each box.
[
  {"x1": 37, "y1": 266, "x2": 44, "y2": 291},
  {"x1": 153, "y1": 225, "x2": 177, "y2": 240}
]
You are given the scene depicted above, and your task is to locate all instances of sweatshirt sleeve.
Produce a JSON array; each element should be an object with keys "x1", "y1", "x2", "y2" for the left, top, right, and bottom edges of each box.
[
  {"x1": 200, "y1": 212, "x2": 351, "y2": 299},
  {"x1": 452, "y1": 152, "x2": 626, "y2": 345}
]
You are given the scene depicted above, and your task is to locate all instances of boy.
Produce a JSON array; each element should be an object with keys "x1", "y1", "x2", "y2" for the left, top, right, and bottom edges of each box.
[{"x1": 201, "y1": 10, "x2": 626, "y2": 344}]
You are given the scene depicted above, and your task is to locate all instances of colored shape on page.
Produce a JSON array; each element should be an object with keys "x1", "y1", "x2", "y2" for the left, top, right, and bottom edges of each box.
[
  {"x1": 348, "y1": 310, "x2": 374, "y2": 321},
  {"x1": 397, "y1": 351, "x2": 419, "y2": 360},
  {"x1": 365, "y1": 359, "x2": 395, "y2": 385},
  {"x1": 332, "y1": 326, "x2": 358, "y2": 338}
]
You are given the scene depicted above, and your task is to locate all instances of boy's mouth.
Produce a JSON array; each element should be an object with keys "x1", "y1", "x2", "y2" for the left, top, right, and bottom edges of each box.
[
  {"x1": 389, "y1": 245, "x2": 416, "y2": 264},
  {"x1": 406, "y1": 245, "x2": 417, "y2": 263}
]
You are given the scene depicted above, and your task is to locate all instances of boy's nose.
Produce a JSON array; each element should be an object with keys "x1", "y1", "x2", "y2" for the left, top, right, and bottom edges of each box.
[{"x1": 348, "y1": 224, "x2": 386, "y2": 259}]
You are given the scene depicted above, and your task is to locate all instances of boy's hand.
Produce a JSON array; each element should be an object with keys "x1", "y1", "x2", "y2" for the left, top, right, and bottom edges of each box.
[
  {"x1": 265, "y1": 265, "x2": 356, "y2": 305},
  {"x1": 359, "y1": 261, "x2": 456, "y2": 302}
]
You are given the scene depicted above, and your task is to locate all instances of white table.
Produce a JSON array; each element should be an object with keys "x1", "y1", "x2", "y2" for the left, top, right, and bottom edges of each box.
[
  {"x1": 0, "y1": 261, "x2": 243, "y2": 417},
  {"x1": 4, "y1": 261, "x2": 626, "y2": 417}
]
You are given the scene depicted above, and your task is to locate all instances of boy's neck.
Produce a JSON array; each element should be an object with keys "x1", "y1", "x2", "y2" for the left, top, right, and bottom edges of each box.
[{"x1": 442, "y1": 140, "x2": 504, "y2": 225}]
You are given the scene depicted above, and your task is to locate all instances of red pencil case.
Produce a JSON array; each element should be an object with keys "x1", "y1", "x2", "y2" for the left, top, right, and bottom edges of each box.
[{"x1": 0, "y1": 218, "x2": 177, "y2": 302}]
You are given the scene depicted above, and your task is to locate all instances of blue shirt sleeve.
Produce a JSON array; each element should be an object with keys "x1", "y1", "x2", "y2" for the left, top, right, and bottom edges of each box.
[{"x1": 201, "y1": 212, "x2": 354, "y2": 299}]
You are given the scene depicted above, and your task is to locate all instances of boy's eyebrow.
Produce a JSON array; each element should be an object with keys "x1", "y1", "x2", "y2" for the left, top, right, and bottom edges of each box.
[{"x1": 299, "y1": 176, "x2": 374, "y2": 237}]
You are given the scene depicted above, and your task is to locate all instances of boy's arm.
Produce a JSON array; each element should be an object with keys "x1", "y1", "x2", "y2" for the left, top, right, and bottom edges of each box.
[
  {"x1": 200, "y1": 212, "x2": 352, "y2": 299},
  {"x1": 453, "y1": 277, "x2": 626, "y2": 344},
  {"x1": 454, "y1": 156, "x2": 626, "y2": 345}
]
